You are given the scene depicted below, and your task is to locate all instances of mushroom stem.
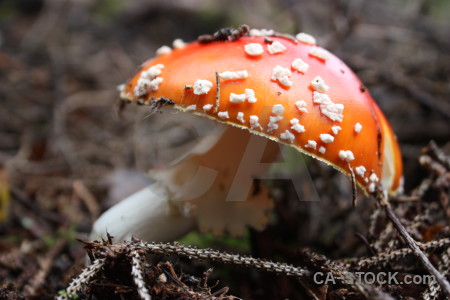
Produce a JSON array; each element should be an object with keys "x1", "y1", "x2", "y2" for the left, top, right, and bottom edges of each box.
[
  {"x1": 90, "y1": 182, "x2": 196, "y2": 243},
  {"x1": 91, "y1": 125, "x2": 280, "y2": 242}
]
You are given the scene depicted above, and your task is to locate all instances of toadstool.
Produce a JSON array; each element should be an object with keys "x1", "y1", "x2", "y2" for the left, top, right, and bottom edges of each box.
[{"x1": 91, "y1": 25, "x2": 403, "y2": 243}]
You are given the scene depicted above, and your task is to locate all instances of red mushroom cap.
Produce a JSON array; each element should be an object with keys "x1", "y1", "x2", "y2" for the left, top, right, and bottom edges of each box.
[{"x1": 120, "y1": 29, "x2": 403, "y2": 194}]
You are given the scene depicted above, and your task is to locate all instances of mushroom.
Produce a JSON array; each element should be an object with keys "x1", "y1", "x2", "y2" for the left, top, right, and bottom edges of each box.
[{"x1": 91, "y1": 26, "x2": 403, "y2": 243}]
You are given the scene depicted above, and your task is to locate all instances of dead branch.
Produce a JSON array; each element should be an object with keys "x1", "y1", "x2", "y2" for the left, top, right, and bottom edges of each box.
[{"x1": 376, "y1": 191, "x2": 450, "y2": 298}]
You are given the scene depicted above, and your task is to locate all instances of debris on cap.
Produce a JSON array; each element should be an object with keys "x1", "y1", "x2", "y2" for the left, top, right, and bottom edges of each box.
[
  {"x1": 311, "y1": 76, "x2": 329, "y2": 93},
  {"x1": 193, "y1": 79, "x2": 213, "y2": 95},
  {"x1": 172, "y1": 39, "x2": 186, "y2": 49},
  {"x1": 229, "y1": 93, "x2": 246, "y2": 103},
  {"x1": 296, "y1": 32, "x2": 316, "y2": 45},
  {"x1": 245, "y1": 43, "x2": 264, "y2": 56},
  {"x1": 219, "y1": 70, "x2": 249, "y2": 80},
  {"x1": 292, "y1": 58, "x2": 309, "y2": 73},
  {"x1": 267, "y1": 41, "x2": 287, "y2": 54},
  {"x1": 309, "y1": 47, "x2": 330, "y2": 61},
  {"x1": 271, "y1": 65, "x2": 292, "y2": 87},
  {"x1": 156, "y1": 45, "x2": 172, "y2": 56}
]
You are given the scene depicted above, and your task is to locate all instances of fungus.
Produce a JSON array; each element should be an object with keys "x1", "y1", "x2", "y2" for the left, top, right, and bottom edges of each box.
[{"x1": 91, "y1": 26, "x2": 403, "y2": 243}]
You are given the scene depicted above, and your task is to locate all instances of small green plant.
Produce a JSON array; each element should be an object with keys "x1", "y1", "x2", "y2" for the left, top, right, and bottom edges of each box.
[{"x1": 57, "y1": 290, "x2": 79, "y2": 299}]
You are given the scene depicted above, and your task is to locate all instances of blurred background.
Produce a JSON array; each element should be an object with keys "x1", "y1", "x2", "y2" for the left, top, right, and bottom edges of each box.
[{"x1": 0, "y1": 0, "x2": 449, "y2": 298}]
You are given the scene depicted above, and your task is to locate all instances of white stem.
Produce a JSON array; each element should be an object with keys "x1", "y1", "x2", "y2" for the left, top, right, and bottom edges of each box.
[
  {"x1": 90, "y1": 182, "x2": 195, "y2": 243},
  {"x1": 91, "y1": 125, "x2": 280, "y2": 242}
]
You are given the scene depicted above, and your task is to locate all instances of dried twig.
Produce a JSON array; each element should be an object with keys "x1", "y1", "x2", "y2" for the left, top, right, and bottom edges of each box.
[
  {"x1": 65, "y1": 239, "x2": 308, "y2": 299},
  {"x1": 72, "y1": 180, "x2": 100, "y2": 221},
  {"x1": 138, "y1": 241, "x2": 309, "y2": 278},
  {"x1": 425, "y1": 141, "x2": 450, "y2": 170},
  {"x1": 214, "y1": 71, "x2": 220, "y2": 113},
  {"x1": 355, "y1": 238, "x2": 450, "y2": 270},
  {"x1": 423, "y1": 248, "x2": 450, "y2": 300},
  {"x1": 130, "y1": 249, "x2": 152, "y2": 300},
  {"x1": 57, "y1": 258, "x2": 106, "y2": 300},
  {"x1": 376, "y1": 191, "x2": 450, "y2": 298}
]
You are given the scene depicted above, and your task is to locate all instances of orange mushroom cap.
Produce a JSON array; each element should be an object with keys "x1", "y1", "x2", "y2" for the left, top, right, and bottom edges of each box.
[{"x1": 120, "y1": 27, "x2": 403, "y2": 195}]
